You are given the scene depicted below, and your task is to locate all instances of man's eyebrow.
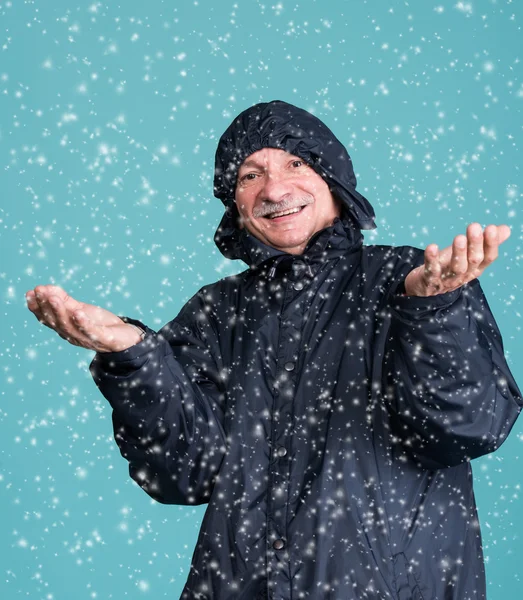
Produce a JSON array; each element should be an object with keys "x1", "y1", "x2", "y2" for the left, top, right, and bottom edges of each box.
[
  {"x1": 239, "y1": 155, "x2": 300, "y2": 171},
  {"x1": 239, "y1": 158, "x2": 265, "y2": 170}
]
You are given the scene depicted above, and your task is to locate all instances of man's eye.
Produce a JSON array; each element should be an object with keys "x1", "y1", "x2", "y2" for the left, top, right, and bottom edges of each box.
[
  {"x1": 291, "y1": 160, "x2": 304, "y2": 168},
  {"x1": 240, "y1": 173, "x2": 257, "y2": 182}
]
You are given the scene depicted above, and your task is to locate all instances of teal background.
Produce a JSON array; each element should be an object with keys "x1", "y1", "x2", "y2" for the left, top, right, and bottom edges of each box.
[{"x1": 1, "y1": 0, "x2": 522, "y2": 598}]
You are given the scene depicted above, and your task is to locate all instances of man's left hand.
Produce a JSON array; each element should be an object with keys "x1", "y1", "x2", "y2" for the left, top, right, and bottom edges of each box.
[{"x1": 403, "y1": 223, "x2": 511, "y2": 297}]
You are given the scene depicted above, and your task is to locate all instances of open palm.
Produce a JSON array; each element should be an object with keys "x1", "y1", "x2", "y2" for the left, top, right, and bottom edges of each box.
[
  {"x1": 404, "y1": 223, "x2": 511, "y2": 297},
  {"x1": 26, "y1": 285, "x2": 143, "y2": 352}
]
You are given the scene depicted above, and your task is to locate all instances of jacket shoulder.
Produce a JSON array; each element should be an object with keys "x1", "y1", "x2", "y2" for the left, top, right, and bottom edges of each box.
[
  {"x1": 362, "y1": 243, "x2": 425, "y2": 271},
  {"x1": 167, "y1": 270, "x2": 249, "y2": 334},
  {"x1": 198, "y1": 269, "x2": 250, "y2": 296},
  {"x1": 361, "y1": 244, "x2": 426, "y2": 293}
]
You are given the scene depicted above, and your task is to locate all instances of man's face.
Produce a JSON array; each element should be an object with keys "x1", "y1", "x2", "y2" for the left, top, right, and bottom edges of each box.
[{"x1": 234, "y1": 148, "x2": 341, "y2": 255}]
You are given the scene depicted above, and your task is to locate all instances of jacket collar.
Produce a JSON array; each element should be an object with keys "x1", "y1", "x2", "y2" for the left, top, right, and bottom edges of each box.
[{"x1": 213, "y1": 205, "x2": 363, "y2": 276}]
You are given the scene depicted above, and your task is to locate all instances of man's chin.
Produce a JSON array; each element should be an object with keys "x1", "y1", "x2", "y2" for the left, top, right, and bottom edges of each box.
[{"x1": 263, "y1": 234, "x2": 310, "y2": 253}]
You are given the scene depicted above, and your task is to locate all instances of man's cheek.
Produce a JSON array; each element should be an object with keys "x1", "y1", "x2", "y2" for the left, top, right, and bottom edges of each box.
[{"x1": 236, "y1": 211, "x2": 245, "y2": 229}]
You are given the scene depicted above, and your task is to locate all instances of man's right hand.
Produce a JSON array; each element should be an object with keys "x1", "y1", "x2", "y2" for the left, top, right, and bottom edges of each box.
[{"x1": 26, "y1": 285, "x2": 144, "y2": 353}]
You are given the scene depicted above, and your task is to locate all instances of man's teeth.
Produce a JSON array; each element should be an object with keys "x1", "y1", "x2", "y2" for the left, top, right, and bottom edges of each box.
[{"x1": 268, "y1": 206, "x2": 303, "y2": 219}]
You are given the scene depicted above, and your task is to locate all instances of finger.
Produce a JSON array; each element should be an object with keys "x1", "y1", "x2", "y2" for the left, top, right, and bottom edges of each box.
[
  {"x1": 481, "y1": 225, "x2": 500, "y2": 267},
  {"x1": 26, "y1": 290, "x2": 38, "y2": 310},
  {"x1": 465, "y1": 223, "x2": 484, "y2": 274},
  {"x1": 442, "y1": 234, "x2": 467, "y2": 283},
  {"x1": 43, "y1": 298, "x2": 61, "y2": 329},
  {"x1": 58, "y1": 302, "x2": 100, "y2": 345},
  {"x1": 44, "y1": 284, "x2": 84, "y2": 314},
  {"x1": 32, "y1": 286, "x2": 58, "y2": 328},
  {"x1": 43, "y1": 293, "x2": 97, "y2": 345},
  {"x1": 46, "y1": 295, "x2": 81, "y2": 344},
  {"x1": 26, "y1": 290, "x2": 46, "y2": 322},
  {"x1": 35, "y1": 285, "x2": 68, "y2": 316},
  {"x1": 35, "y1": 284, "x2": 68, "y2": 302},
  {"x1": 422, "y1": 243, "x2": 442, "y2": 289}
]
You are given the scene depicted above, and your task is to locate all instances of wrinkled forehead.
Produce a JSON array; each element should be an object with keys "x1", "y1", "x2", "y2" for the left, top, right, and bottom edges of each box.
[{"x1": 238, "y1": 147, "x2": 300, "y2": 171}]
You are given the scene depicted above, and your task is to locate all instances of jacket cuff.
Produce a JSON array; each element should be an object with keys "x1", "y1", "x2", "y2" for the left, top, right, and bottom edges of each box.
[
  {"x1": 390, "y1": 278, "x2": 465, "y2": 314},
  {"x1": 91, "y1": 316, "x2": 159, "y2": 365}
]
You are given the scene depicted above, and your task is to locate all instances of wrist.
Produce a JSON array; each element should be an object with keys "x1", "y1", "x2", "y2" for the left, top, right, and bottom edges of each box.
[{"x1": 123, "y1": 322, "x2": 146, "y2": 344}]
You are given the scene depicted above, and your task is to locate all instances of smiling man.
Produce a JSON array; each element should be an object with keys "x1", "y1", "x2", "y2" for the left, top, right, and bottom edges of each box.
[
  {"x1": 28, "y1": 100, "x2": 522, "y2": 600},
  {"x1": 234, "y1": 147, "x2": 342, "y2": 254}
]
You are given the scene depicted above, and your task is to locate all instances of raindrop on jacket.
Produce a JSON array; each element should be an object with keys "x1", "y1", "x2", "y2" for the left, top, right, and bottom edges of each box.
[{"x1": 89, "y1": 100, "x2": 522, "y2": 600}]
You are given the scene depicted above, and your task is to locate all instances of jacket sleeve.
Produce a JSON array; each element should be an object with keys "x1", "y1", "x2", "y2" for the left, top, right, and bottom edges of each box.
[
  {"x1": 382, "y1": 248, "x2": 523, "y2": 470},
  {"x1": 88, "y1": 291, "x2": 228, "y2": 505}
]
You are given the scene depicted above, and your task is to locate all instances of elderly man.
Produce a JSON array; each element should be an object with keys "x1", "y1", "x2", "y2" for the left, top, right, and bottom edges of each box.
[{"x1": 26, "y1": 100, "x2": 521, "y2": 600}]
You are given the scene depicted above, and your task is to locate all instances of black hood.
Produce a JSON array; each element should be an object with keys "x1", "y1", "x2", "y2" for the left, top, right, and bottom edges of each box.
[{"x1": 212, "y1": 99, "x2": 377, "y2": 265}]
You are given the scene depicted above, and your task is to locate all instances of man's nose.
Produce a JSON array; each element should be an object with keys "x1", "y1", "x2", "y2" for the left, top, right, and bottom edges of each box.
[{"x1": 259, "y1": 172, "x2": 293, "y2": 203}]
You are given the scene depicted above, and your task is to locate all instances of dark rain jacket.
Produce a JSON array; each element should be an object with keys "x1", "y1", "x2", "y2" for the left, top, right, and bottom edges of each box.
[{"x1": 89, "y1": 100, "x2": 522, "y2": 600}]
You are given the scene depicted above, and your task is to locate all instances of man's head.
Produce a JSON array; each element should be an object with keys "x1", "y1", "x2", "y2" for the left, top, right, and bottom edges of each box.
[
  {"x1": 234, "y1": 147, "x2": 342, "y2": 255},
  {"x1": 213, "y1": 100, "x2": 377, "y2": 259}
]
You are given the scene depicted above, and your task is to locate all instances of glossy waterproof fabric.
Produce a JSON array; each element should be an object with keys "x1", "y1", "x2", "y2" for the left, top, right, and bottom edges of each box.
[
  {"x1": 212, "y1": 99, "x2": 377, "y2": 262},
  {"x1": 89, "y1": 102, "x2": 522, "y2": 599}
]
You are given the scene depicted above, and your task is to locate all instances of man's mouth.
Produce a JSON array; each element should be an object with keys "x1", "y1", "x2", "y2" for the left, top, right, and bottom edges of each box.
[{"x1": 265, "y1": 205, "x2": 307, "y2": 220}]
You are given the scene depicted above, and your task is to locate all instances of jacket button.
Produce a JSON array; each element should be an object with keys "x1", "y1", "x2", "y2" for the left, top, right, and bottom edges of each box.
[
  {"x1": 277, "y1": 446, "x2": 287, "y2": 457},
  {"x1": 273, "y1": 539, "x2": 285, "y2": 550},
  {"x1": 284, "y1": 362, "x2": 295, "y2": 371},
  {"x1": 293, "y1": 281, "x2": 304, "y2": 291}
]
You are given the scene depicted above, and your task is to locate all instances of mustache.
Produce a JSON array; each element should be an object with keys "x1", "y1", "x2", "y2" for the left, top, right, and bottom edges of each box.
[{"x1": 252, "y1": 195, "x2": 314, "y2": 218}]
